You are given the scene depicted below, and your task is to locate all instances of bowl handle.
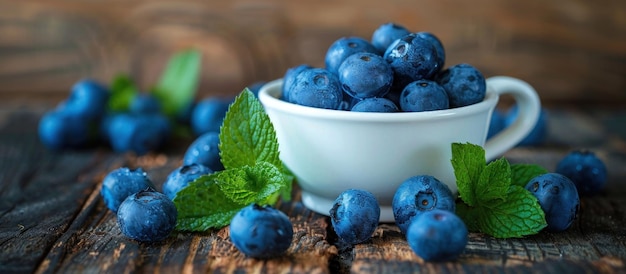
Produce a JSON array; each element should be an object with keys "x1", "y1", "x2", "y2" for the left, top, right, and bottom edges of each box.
[{"x1": 484, "y1": 76, "x2": 541, "y2": 161}]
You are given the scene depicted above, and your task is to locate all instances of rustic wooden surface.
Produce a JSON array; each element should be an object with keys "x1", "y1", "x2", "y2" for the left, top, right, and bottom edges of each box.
[
  {"x1": 0, "y1": 104, "x2": 625, "y2": 274},
  {"x1": 0, "y1": 0, "x2": 625, "y2": 105}
]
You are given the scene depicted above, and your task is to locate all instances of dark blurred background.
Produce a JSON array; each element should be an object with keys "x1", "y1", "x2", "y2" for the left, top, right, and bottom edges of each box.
[{"x1": 0, "y1": 0, "x2": 624, "y2": 106}]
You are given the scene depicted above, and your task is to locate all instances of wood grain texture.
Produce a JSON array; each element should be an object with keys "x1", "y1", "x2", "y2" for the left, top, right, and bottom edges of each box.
[{"x1": 0, "y1": 0, "x2": 625, "y2": 105}]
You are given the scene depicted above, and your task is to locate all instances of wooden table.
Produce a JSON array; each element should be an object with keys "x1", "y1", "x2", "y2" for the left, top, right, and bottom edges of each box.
[{"x1": 0, "y1": 104, "x2": 625, "y2": 274}]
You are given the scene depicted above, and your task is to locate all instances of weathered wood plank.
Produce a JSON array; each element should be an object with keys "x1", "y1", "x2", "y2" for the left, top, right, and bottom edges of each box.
[{"x1": 0, "y1": 0, "x2": 625, "y2": 105}]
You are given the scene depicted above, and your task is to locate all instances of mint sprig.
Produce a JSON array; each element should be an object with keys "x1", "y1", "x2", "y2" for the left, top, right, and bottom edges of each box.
[
  {"x1": 452, "y1": 143, "x2": 547, "y2": 238},
  {"x1": 173, "y1": 90, "x2": 293, "y2": 231}
]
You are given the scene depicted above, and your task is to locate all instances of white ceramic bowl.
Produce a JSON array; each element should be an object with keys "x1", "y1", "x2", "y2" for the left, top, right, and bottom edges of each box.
[{"x1": 258, "y1": 76, "x2": 540, "y2": 222}]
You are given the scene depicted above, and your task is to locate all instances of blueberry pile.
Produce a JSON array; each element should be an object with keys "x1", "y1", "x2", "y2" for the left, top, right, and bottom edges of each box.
[
  {"x1": 282, "y1": 22, "x2": 487, "y2": 113},
  {"x1": 37, "y1": 77, "x2": 264, "y2": 156}
]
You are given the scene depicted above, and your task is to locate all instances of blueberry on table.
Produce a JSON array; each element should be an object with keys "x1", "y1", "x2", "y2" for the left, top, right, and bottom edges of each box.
[
  {"x1": 414, "y1": 32, "x2": 445, "y2": 72},
  {"x1": 392, "y1": 175, "x2": 456, "y2": 235},
  {"x1": 436, "y1": 63, "x2": 486, "y2": 108},
  {"x1": 324, "y1": 36, "x2": 379, "y2": 75},
  {"x1": 351, "y1": 97, "x2": 398, "y2": 113},
  {"x1": 129, "y1": 93, "x2": 162, "y2": 115},
  {"x1": 289, "y1": 68, "x2": 343, "y2": 110},
  {"x1": 230, "y1": 204, "x2": 293, "y2": 259},
  {"x1": 556, "y1": 150, "x2": 607, "y2": 196},
  {"x1": 383, "y1": 33, "x2": 440, "y2": 89},
  {"x1": 64, "y1": 78, "x2": 110, "y2": 121},
  {"x1": 400, "y1": 80, "x2": 450, "y2": 112},
  {"x1": 38, "y1": 109, "x2": 94, "y2": 150},
  {"x1": 505, "y1": 105, "x2": 548, "y2": 146},
  {"x1": 407, "y1": 209, "x2": 468, "y2": 262},
  {"x1": 191, "y1": 97, "x2": 232, "y2": 136},
  {"x1": 282, "y1": 64, "x2": 313, "y2": 102},
  {"x1": 338, "y1": 52, "x2": 394, "y2": 99},
  {"x1": 371, "y1": 22, "x2": 411, "y2": 54},
  {"x1": 183, "y1": 131, "x2": 224, "y2": 172},
  {"x1": 117, "y1": 188, "x2": 178, "y2": 242},
  {"x1": 329, "y1": 189, "x2": 380, "y2": 245},
  {"x1": 525, "y1": 173, "x2": 580, "y2": 232},
  {"x1": 104, "y1": 113, "x2": 171, "y2": 155},
  {"x1": 162, "y1": 163, "x2": 212, "y2": 200},
  {"x1": 101, "y1": 167, "x2": 155, "y2": 213}
]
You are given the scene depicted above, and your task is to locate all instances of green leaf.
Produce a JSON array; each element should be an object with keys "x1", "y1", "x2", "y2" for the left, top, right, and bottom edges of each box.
[
  {"x1": 219, "y1": 89, "x2": 281, "y2": 170},
  {"x1": 457, "y1": 186, "x2": 547, "y2": 238},
  {"x1": 217, "y1": 162, "x2": 287, "y2": 205},
  {"x1": 152, "y1": 49, "x2": 201, "y2": 117},
  {"x1": 476, "y1": 158, "x2": 511, "y2": 205},
  {"x1": 510, "y1": 164, "x2": 549, "y2": 187},
  {"x1": 451, "y1": 142, "x2": 486, "y2": 206},
  {"x1": 173, "y1": 172, "x2": 245, "y2": 231},
  {"x1": 107, "y1": 74, "x2": 138, "y2": 112}
]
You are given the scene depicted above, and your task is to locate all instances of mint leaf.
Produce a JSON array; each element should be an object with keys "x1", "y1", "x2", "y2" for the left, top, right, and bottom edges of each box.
[
  {"x1": 461, "y1": 186, "x2": 547, "y2": 238},
  {"x1": 451, "y1": 143, "x2": 547, "y2": 238},
  {"x1": 152, "y1": 49, "x2": 201, "y2": 117},
  {"x1": 217, "y1": 162, "x2": 287, "y2": 204},
  {"x1": 173, "y1": 173, "x2": 245, "y2": 231},
  {"x1": 476, "y1": 158, "x2": 511, "y2": 204},
  {"x1": 108, "y1": 74, "x2": 138, "y2": 112},
  {"x1": 173, "y1": 89, "x2": 293, "y2": 231},
  {"x1": 451, "y1": 142, "x2": 486, "y2": 206},
  {"x1": 219, "y1": 89, "x2": 281, "y2": 170},
  {"x1": 510, "y1": 164, "x2": 548, "y2": 187}
]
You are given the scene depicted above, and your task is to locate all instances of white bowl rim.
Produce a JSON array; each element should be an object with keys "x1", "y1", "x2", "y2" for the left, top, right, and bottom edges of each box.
[{"x1": 258, "y1": 78, "x2": 500, "y2": 123}]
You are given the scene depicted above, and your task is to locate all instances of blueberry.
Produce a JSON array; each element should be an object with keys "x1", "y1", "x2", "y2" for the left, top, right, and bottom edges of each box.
[
  {"x1": 351, "y1": 97, "x2": 398, "y2": 113},
  {"x1": 487, "y1": 108, "x2": 506, "y2": 139},
  {"x1": 371, "y1": 22, "x2": 411, "y2": 53},
  {"x1": 230, "y1": 204, "x2": 293, "y2": 259},
  {"x1": 414, "y1": 32, "x2": 445, "y2": 72},
  {"x1": 436, "y1": 63, "x2": 486, "y2": 108},
  {"x1": 407, "y1": 209, "x2": 468, "y2": 261},
  {"x1": 101, "y1": 167, "x2": 155, "y2": 213},
  {"x1": 38, "y1": 109, "x2": 94, "y2": 150},
  {"x1": 384, "y1": 33, "x2": 440, "y2": 90},
  {"x1": 183, "y1": 131, "x2": 224, "y2": 172},
  {"x1": 117, "y1": 188, "x2": 178, "y2": 242},
  {"x1": 338, "y1": 52, "x2": 394, "y2": 99},
  {"x1": 129, "y1": 93, "x2": 161, "y2": 115},
  {"x1": 282, "y1": 64, "x2": 313, "y2": 102},
  {"x1": 325, "y1": 37, "x2": 379, "y2": 75},
  {"x1": 525, "y1": 173, "x2": 580, "y2": 232},
  {"x1": 392, "y1": 175, "x2": 456, "y2": 235},
  {"x1": 162, "y1": 163, "x2": 212, "y2": 200},
  {"x1": 329, "y1": 189, "x2": 380, "y2": 245},
  {"x1": 104, "y1": 113, "x2": 171, "y2": 155},
  {"x1": 191, "y1": 97, "x2": 232, "y2": 136},
  {"x1": 289, "y1": 68, "x2": 343, "y2": 110},
  {"x1": 399, "y1": 80, "x2": 449, "y2": 112},
  {"x1": 505, "y1": 105, "x2": 548, "y2": 146},
  {"x1": 64, "y1": 78, "x2": 110, "y2": 121},
  {"x1": 556, "y1": 150, "x2": 607, "y2": 196}
]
